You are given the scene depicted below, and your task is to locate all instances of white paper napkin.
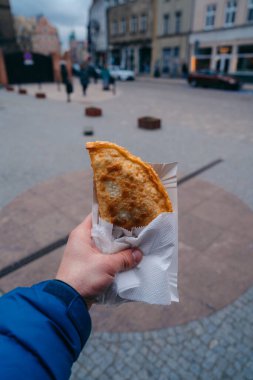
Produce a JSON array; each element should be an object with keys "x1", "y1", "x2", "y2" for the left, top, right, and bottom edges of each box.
[{"x1": 91, "y1": 162, "x2": 178, "y2": 305}]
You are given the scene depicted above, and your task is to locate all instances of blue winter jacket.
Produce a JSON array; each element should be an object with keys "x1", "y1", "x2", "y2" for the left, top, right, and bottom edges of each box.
[{"x1": 0, "y1": 280, "x2": 92, "y2": 380}]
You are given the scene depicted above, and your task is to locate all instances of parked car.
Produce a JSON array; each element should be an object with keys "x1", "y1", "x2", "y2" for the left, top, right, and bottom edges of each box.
[
  {"x1": 188, "y1": 70, "x2": 241, "y2": 90},
  {"x1": 109, "y1": 66, "x2": 135, "y2": 81}
]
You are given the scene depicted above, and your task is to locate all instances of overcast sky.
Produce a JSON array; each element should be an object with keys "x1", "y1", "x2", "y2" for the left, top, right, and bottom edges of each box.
[{"x1": 10, "y1": 0, "x2": 91, "y2": 50}]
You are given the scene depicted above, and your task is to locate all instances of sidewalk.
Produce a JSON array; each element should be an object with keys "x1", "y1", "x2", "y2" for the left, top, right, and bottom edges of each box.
[
  {"x1": 0, "y1": 170, "x2": 253, "y2": 379},
  {"x1": 15, "y1": 77, "x2": 119, "y2": 104}
]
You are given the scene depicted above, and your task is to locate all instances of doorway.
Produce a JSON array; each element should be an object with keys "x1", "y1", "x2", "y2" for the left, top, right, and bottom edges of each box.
[{"x1": 216, "y1": 56, "x2": 230, "y2": 73}]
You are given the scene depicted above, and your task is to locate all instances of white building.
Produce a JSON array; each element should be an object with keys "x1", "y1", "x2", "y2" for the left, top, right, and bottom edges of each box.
[
  {"x1": 88, "y1": 0, "x2": 112, "y2": 65},
  {"x1": 189, "y1": 0, "x2": 253, "y2": 82}
]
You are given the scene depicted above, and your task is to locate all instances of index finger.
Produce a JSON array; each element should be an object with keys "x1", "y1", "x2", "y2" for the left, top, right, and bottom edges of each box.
[{"x1": 75, "y1": 213, "x2": 92, "y2": 244}]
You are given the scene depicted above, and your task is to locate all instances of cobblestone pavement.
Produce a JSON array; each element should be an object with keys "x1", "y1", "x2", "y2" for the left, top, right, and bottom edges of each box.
[
  {"x1": 21, "y1": 77, "x2": 118, "y2": 104},
  {"x1": 1, "y1": 81, "x2": 253, "y2": 380},
  {"x1": 1, "y1": 80, "x2": 253, "y2": 207},
  {"x1": 71, "y1": 287, "x2": 253, "y2": 380}
]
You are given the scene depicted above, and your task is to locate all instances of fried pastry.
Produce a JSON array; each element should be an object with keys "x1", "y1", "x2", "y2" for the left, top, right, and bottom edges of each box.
[{"x1": 86, "y1": 141, "x2": 173, "y2": 229}]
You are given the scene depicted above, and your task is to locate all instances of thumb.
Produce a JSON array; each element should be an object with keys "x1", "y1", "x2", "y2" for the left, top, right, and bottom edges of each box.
[{"x1": 107, "y1": 248, "x2": 143, "y2": 274}]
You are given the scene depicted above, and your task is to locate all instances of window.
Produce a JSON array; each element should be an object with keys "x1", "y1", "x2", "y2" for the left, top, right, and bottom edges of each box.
[
  {"x1": 237, "y1": 44, "x2": 253, "y2": 72},
  {"x1": 121, "y1": 17, "x2": 126, "y2": 34},
  {"x1": 163, "y1": 14, "x2": 169, "y2": 34},
  {"x1": 224, "y1": 1, "x2": 237, "y2": 26},
  {"x1": 205, "y1": 4, "x2": 216, "y2": 29},
  {"x1": 162, "y1": 48, "x2": 171, "y2": 73},
  {"x1": 130, "y1": 15, "x2": 138, "y2": 33},
  {"x1": 112, "y1": 20, "x2": 118, "y2": 35},
  {"x1": 175, "y1": 11, "x2": 182, "y2": 33},
  {"x1": 197, "y1": 47, "x2": 212, "y2": 55},
  {"x1": 173, "y1": 46, "x2": 180, "y2": 57},
  {"x1": 248, "y1": 0, "x2": 253, "y2": 22},
  {"x1": 140, "y1": 14, "x2": 147, "y2": 32}
]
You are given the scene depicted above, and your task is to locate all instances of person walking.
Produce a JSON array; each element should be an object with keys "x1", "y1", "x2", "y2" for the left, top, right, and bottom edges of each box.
[
  {"x1": 79, "y1": 62, "x2": 90, "y2": 96},
  {"x1": 101, "y1": 64, "x2": 111, "y2": 91}
]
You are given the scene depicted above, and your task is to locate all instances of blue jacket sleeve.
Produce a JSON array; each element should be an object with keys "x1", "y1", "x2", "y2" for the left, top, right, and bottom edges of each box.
[{"x1": 0, "y1": 280, "x2": 92, "y2": 380}]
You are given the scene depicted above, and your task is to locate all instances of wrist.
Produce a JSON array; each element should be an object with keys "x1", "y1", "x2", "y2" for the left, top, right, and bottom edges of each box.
[{"x1": 55, "y1": 276, "x2": 95, "y2": 309}]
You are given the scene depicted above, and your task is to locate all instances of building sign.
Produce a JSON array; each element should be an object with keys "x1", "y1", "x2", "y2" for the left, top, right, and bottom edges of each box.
[
  {"x1": 217, "y1": 46, "x2": 232, "y2": 55},
  {"x1": 23, "y1": 52, "x2": 34, "y2": 65}
]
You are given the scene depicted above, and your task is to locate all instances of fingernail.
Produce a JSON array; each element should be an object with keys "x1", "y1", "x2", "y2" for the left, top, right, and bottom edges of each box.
[{"x1": 132, "y1": 249, "x2": 143, "y2": 264}]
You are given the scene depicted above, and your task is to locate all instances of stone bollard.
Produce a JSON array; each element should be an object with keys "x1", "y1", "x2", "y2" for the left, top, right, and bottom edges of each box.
[
  {"x1": 35, "y1": 92, "x2": 46, "y2": 99},
  {"x1": 6, "y1": 86, "x2": 14, "y2": 92},
  {"x1": 138, "y1": 116, "x2": 161, "y2": 130},
  {"x1": 83, "y1": 126, "x2": 94, "y2": 136},
  {"x1": 85, "y1": 107, "x2": 102, "y2": 117},
  {"x1": 19, "y1": 88, "x2": 27, "y2": 95}
]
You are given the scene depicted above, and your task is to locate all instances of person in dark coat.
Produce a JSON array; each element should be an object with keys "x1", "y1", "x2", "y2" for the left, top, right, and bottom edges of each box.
[
  {"x1": 79, "y1": 62, "x2": 90, "y2": 96},
  {"x1": 101, "y1": 64, "x2": 111, "y2": 90},
  {"x1": 0, "y1": 214, "x2": 143, "y2": 380},
  {"x1": 61, "y1": 62, "x2": 74, "y2": 102}
]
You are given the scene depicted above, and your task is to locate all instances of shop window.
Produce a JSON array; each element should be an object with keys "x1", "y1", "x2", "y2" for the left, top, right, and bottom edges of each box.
[
  {"x1": 198, "y1": 47, "x2": 212, "y2": 55},
  {"x1": 238, "y1": 45, "x2": 253, "y2": 54},
  {"x1": 163, "y1": 14, "x2": 170, "y2": 34},
  {"x1": 237, "y1": 57, "x2": 253, "y2": 71},
  {"x1": 237, "y1": 44, "x2": 253, "y2": 72},
  {"x1": 205, "y1": 4, "x2": 216, "y2": 29},
  {"x1": 248, "y1": 0, "x2": 253, "y2": 22},
  {"x1": 162, "y1": 48, "x2": 171, "y2": 73},
  {"x1": 224, "y1": 1, "x2": 237, "y2": 26},
  {"x1": 196, "y1": 59, "x2": 211, "y2": 71}
]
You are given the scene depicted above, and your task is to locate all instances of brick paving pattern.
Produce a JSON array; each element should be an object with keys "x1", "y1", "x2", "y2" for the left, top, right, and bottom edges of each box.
[
  {"x1": 1, "y1": 81, "x2": 253, "y2": 379},
  {"x1": 71, "y1": 286, "x2": 253, "y2": 380}
]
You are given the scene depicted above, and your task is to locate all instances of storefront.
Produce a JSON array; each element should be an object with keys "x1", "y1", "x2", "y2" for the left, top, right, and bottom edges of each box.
[{"x1": 190, "y1": 26, "x2": 253, "y2": 82}]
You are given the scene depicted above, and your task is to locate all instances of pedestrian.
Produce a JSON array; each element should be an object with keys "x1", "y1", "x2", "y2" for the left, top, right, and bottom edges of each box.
[
  {"x1": 79, "y1": 62, "x2": 90, "y2": 96},
  {"x1": 110, "y1": 74, "x2": 116, "y2": 94},
  {"x1": 101, "y1": 64, "x2": 110, "y2": 91},
  {"x1": 65, "y1": 79, "x2": 73, "y2": 102},
  {"x1": 61, "y1": 61, "x2": 74, "y2": 102},
  {"x1": 0, "y1": 214, "x2": 143, "y2": 380}
]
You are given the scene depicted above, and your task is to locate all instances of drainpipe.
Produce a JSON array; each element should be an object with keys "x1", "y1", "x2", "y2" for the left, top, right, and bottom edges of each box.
[{"x1": 151, "y1": 0, "x2": 158, "y2": 77}]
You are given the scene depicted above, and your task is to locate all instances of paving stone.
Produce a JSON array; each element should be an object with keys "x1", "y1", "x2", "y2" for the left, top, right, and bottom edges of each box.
[{"x1": 2, "y1": 81, "x2": 253, "y2": 380}]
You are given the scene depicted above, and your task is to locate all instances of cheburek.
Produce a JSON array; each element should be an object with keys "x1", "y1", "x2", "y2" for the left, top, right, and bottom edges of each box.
[{"x1": 86, "y1": 141, "x2": 173, "y2": 230}]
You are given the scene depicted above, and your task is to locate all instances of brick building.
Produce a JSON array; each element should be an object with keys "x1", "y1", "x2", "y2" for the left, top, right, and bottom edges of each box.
[
  {"x1": 69, "y1": 31, "x2": 88, "y2": 65},
  {"x1": 32, "y1": 15, "x2": 61, "y2": 56}
]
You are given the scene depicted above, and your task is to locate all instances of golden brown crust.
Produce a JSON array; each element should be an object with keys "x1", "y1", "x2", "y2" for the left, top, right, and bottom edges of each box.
[{"x1": 86, "y1": 141, "x2": 173, "y2": 229}]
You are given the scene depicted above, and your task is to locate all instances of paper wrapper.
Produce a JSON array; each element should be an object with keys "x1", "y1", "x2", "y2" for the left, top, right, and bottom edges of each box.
[{"x1": 91, "y1": 162, "x2": 178, "y2": 305}]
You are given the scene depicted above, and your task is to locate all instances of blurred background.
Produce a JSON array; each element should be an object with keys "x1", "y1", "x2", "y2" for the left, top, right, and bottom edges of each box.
[{"x1": 0, "y1": 1, "x2": 253, "y2": 380}]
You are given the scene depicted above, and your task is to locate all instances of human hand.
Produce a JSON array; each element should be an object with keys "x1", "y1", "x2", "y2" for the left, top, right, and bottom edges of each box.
[{"x1": 56, "y1": 214, "x2": 143, "y2": 309}]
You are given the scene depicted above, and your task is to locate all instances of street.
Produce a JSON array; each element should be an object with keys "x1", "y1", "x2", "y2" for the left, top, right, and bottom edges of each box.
[{"x1": 1, "y1": 79, "x2": 253, "y2": 208}]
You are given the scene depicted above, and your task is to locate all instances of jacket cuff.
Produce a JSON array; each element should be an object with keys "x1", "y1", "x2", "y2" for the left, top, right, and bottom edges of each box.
[{"x1": 43, "y1": 279, "x2": 91, "y2": 347}]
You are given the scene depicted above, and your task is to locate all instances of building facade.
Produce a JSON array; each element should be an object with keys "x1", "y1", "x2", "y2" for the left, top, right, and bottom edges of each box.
[
  {"x1": 152, "y1": 0, "x2": 195, "y2": 77},
  {"x1": 0, "y1": 0, "x2": 18, "y2": 53},
  {"x1": 69, "y1": 31, "x2": 88, "y2": 64},
  {"x1": 88, "y1": 0, "x2": 111, "y2": 65},
  {"x1": 32, "y1": 15, "x2": 61, "y2": 56},
  {"x1": 190, "y1": 0, "x2": 253, "y2": 81},
  {"x1": 107, "y1": 0, "x2": 153, "y2": 74},
  {"x1": 14, "y1": 16, "x2": 36, "y2": 52}
]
